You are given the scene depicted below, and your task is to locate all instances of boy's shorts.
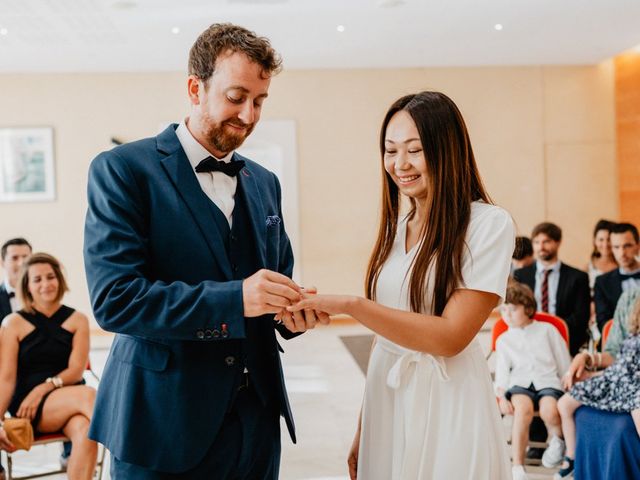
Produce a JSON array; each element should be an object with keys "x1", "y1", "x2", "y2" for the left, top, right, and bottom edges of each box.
[{"x1": 506, "y1": 383, "x2": 563, "y2": 408}]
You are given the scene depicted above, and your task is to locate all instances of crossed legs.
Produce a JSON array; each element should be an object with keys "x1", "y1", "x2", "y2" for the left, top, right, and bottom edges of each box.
[{"x1": 36, "y1": 385, "x2": 98, "y2": 480}]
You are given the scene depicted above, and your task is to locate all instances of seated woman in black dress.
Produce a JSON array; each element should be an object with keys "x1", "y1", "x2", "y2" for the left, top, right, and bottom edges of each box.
[{"x1": 0, "y1": 252, "x2": 97, "y2": 479}]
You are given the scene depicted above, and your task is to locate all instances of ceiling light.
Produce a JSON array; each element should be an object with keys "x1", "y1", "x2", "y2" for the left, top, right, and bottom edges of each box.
[
  {"x1": 377, "y1": 0, "x2": 405, "y2": 6},
  {"x1": 171, "y1": 27, "x2": 180, "y2": 35},
  {"x1": 337, "y1": 25, "x2": 345, "y2": 33},
  {"x1": 111, "y1": 0, "x2": 138, "y2": 9},
  {"x1": 0, "y1": 28, "x2": 7, "y2": 36},
  {"x1": 494, "y1": 24, "x2": 503, "y2": 31}
]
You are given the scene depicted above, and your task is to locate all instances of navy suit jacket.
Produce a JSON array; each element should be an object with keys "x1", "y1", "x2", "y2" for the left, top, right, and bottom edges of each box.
[
  {"x1": 84, "y1": 125, "x2": 297, "y2": 472},
  {"x1": 593, "y1": 269, "x2": 624, "y2": 332},
  {"x1": 0, "y1": 284, "x2": 11, "y2": 321},
  {"x1": 513, "y1": 263, "x2": 590, "y2": 355}
]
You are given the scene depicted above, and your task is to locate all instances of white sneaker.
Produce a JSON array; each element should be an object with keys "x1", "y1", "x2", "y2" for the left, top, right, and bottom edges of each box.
[
  {"x1": 542, "y1": 435, "x2": 566, "y2": 468},
  {"x1": 512, "y1": 465, "x2": 530, "y2": 480}
]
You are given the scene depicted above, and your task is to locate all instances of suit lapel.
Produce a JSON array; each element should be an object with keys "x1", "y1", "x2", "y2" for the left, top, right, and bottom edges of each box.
[
  {"x1": 157, "y1": 126, "x2": 233, "y2": 280},
  {"x1": 0, "y1": 286, "x2": 11, "y2": 318},
  {"x1": 556, "y1": 263, "x2": 568, "y2": 313},
  {"x1": 236, "y1": 155, "x2": 267, "y2": 269}
]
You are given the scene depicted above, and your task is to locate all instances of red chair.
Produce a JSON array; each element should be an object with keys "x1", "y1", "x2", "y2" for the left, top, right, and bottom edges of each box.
[
  {"x1": 490, "y1": 312, "x2": 570, "y2": 353},
  {"x1": 601, "y1": 319, "x2": 614, "y2": 349}
]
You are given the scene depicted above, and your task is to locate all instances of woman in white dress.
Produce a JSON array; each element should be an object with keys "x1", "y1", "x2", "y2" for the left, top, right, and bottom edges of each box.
[{"x1": 288, "y1": 91, "x2": 515, "y2": 479}]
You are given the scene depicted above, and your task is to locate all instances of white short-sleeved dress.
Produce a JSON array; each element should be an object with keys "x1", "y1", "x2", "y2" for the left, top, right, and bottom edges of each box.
[{"x1": 357, "y1": 201, "x2": 515, "y2": 480}]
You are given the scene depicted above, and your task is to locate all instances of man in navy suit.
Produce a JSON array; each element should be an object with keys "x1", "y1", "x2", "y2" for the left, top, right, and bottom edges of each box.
[
  {"x1": 84, "y1": 23, "x2": 324, "y2": 479},
  {"x1": 594, "y1": 222, "x2": 640, "y2": 332}
]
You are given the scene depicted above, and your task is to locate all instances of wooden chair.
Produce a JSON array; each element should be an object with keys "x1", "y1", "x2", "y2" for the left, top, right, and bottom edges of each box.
[{"x1": 4, "y1": 363, "x2": 105, "y2": 480}]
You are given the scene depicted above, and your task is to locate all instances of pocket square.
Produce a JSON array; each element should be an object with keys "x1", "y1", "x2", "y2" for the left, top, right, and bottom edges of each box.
[{"x1": 266, "y1": 215, "x2": 281, "y2": 227}]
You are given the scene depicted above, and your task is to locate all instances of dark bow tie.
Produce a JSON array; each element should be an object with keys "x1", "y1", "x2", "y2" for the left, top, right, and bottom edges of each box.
[
  {"x1": 620, "y1": 271, "x2": 640, "y2": 281},
  {"x1": 7, "y1": 291, "x2": 15, "y2": 298},
  {"x1": 195, "y1": 156, "x2": 245, "y2": 177}
]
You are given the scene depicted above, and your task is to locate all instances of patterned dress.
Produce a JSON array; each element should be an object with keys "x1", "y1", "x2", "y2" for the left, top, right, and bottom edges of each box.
[{"x1": 570, "y1": 334, "x2": 640, "y2": 412}]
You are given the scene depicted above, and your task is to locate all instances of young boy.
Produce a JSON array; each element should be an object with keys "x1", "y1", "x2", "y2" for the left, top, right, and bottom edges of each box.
[{"x1": 495, "y1": 282, "x2": 571, "y2": 480}]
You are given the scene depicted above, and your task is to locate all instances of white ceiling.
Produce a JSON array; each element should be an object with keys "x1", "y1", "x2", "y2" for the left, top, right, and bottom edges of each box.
[{"x1": 0, "y1": 0, "x2": 639, "y2": 72}]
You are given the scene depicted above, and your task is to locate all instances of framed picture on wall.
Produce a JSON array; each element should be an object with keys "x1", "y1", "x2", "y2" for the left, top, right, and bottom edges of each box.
[{"x1": 0, "y1": 127, "x2": 56, "y2": 202}]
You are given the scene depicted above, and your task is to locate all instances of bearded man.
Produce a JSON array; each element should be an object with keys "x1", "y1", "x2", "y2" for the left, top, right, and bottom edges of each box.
[{"x1": 84, "y1": 23, "x2": 321, "y2": 479}]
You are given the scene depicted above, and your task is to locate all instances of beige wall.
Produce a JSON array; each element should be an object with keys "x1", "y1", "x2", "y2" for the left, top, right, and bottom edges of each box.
[{"x1": 0, "y1": 64, "x2": 616, "y2": 324}]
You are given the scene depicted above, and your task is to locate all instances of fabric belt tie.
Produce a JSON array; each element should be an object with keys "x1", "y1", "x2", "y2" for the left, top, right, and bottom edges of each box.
[{"x1": 379, "y1": 340, "x2": 450, "y2": 479}]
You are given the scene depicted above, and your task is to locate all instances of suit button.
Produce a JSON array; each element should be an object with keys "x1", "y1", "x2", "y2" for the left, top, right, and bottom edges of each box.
[
  {"x1": 212, "y1": 329, "x2": 221, "y2": 338},
  {"x1": 231, "y1": 264, "x2": 238, "y2": 272},
  {"x1": 204, "y1": 329, "x2": 213, "y2": 339},
  {"x1": 196, "y1": 330, "x2": 205, "y2": 340},
  {"x1": 230, "y1": 234, "x2": 237, "y2": 242},
  {"x1": 225, "y1": 356, "x2": 235, "y2": 366}
]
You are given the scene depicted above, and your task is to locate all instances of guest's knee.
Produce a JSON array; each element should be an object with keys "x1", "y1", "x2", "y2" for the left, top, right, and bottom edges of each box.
[
  {"x1": 557, "y1": 395, "x2": 574, "y2": 417},
  {"x1": 513, "y1": 403, "x2": 534, "y2": 421},
  {"x1": 539, "y1": 402, "x2": 560, "y2": 423},
  {"x1": 67, "y1": 415, "x2": 91, "y2": 440},
  {"x1": 79, "y1": 387, "x2": 96, "y2": 416}
]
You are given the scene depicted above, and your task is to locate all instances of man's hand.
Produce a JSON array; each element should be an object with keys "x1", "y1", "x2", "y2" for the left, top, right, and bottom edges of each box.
[
  {"x1": 242, "y1": 269, "x2": 302, "y2": 318},
  {"x1": 276, "y1": 287, "x2": 331, "y2": 333},
  {"x1": 562, "y1": 352, "x2": 590, "y2": 389},
  {"x1": 498, "y1": 397, "x2": 514, "y2": 415}
]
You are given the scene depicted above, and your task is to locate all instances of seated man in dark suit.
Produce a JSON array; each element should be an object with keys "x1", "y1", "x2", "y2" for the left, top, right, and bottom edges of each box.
[
  {"x1": 514, "y1": 222, "x2": 590, "y2": 356},
  {"x1": 594, "y1": 222, "x2": 640, "y2": 333}
]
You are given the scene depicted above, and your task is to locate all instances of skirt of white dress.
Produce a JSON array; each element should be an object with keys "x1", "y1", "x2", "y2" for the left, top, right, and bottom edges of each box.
[{"x1": 357, "y1": 336, "x2": 512, "y2": 480}]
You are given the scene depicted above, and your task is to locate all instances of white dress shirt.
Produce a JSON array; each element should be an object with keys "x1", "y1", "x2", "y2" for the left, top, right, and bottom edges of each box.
[
  {"x1": 620, "y1": 266, "x2": 640, "y2": 292},
  {"x1": 494, "y1": 320, "x2": 571, "y2": 394},
  {"x1": 534, "y1": 260, "x2": 561, "y2": 315},
  {"x1": 175, "y1": 119, "x2": 237, "y2": 227},
  {"x1": 3, "y1": 277, "x2": 17, "y2": 313}
]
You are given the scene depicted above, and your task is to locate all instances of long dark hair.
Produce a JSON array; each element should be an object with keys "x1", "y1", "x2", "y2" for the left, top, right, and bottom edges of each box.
[
  {"x1": 365, "y1": 91, "x2": 491, "y2": 315},
  {"x1": 591, "y1": 219, "x2": 615, "y2": 259}
]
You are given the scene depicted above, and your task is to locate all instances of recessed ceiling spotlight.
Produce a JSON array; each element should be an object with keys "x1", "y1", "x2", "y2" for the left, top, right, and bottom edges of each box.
[
  {"x1": 337, "y1": 25, "x2": 345, "y2": 33},
  {"x1": 494, "y1": 24, "x2": 503, "y2": 31},
  {"x1": 0, "y1": 28, "x2": 7, "y2": 36},
  {"x1": 112, "y1": 0, "x2": 138, "y2": 9},
  {"x1": 377, "y1": 0, "x2": 405, "y2": 6},
  {"x1": 171, "y1": 27, "x2": 180, "y2": 35}
]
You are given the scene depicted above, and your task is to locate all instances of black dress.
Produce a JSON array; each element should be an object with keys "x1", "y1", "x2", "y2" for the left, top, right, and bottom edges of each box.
[{"x1": 8, "y1": 305, "x2": 75, "y2": 429}]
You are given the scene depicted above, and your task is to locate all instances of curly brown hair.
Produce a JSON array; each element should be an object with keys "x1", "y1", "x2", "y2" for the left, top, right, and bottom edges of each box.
[
  {"x1": 505, "y1": 282, "x2": 537, "y2": 318},
  {"x1": 188, "y1": 23, "x2": 282, "y2": 82}
]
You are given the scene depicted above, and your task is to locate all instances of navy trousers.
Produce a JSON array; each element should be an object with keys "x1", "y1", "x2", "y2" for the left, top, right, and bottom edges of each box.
[{"x1": 110, "y1": 383, "x2": 281, "y2": 480}]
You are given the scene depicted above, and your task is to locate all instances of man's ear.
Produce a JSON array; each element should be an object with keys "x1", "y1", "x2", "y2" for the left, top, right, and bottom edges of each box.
[{"x1": 187, "y1": 75, "x2": 201, "y2": 106}]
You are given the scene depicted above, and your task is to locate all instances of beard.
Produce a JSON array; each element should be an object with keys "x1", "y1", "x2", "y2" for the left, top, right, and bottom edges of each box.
[
  {"x1": 537, "y1": 250, "x2": 556, "y2": 261},
  {"x1": 205, "y1": 118, "x2": 254, "y2": 155}
]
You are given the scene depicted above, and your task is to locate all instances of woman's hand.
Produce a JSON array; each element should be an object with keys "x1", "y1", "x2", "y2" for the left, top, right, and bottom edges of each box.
[
  {"x1": 16, "y1": 383, "x2": 52, "y2": 420},
  {"x1": 562, "y1": 353, "x2": 590, "y2": 389},
  {"x1": 348, "y1": 426, "x2": 361, "y2": 480},
  {"x1": 0, "y1": 426, "x2": 16, "y2": 452},
  {"x1": 287, "y1": 294, "x2": 359, "y2": 317},
  {"x1": 498, "y1": 397, "x2": 513, "y2": 415}
]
